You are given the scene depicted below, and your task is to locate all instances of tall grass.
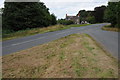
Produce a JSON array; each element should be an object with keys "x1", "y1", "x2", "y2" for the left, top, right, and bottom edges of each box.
[
  {"x1": 102, "y1": 25, "x2": 119, "y2": 32},
  {"x1": 2, "y1": 24, "x2": 91, "y2": 41}
]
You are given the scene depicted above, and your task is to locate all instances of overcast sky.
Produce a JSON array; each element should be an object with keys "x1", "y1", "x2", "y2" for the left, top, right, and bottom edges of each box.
[
  {"x1": 41, "y1": 0, "x2": 109, "y2": 19},
  {"x1": 0, "y1": 0, "x2": 109, "y2": 19}
]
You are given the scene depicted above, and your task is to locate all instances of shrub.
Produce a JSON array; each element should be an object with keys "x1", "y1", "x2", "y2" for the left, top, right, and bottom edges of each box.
[
  {"x1": 86, "y1": 16, "x2": 95, "y2": 24},
  {"x1": 57, "y1": 19, "x2": 74, "y2": 25}
]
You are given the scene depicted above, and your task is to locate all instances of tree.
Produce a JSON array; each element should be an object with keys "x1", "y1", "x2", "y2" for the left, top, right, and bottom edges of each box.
[
  {"x1": 51, "y1": 14, "x2": 57, "y2": 25},
  {"x1": 94, "y1": 5, "x2": 107, "y2": 23},
  {"x1": 0, "y1": 16, "x2": 1, "y2": 26},
  {"x1": 86, "y1": 16, "x2": 95, "y2": 24},
  {"x1": 104, "y1": 2, "x2": 120, "y2": 27},
  {"x1": 117, "y1": 2, "x2": 120, "y2": 28},
  {"x1": 2, "y1": 1, "x2": 56, "y2": 33},
  {"x1": 0, "y1": 8, "x2": 3, "y2": 14},
  {"x1": 78, "y1": 10, "x2": 95, "y2": 23},
  {"x1": 78, "y1": 10, "x2": 88, "y2": 22}
]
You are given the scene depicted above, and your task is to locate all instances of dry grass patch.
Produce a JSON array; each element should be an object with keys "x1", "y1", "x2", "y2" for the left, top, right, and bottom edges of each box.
[
  {"x1": 3, "y1": 24, "x2": 91, "y2": 41},
  {"x1": 2, "y1": 34, "x2": 118, "y2": 78},
  {"x1": 3, "y1": 25, "x2": 65, "y2": 41},
  {"x1": 102, "y1": 25, "x2": 119, "y2": 32}
]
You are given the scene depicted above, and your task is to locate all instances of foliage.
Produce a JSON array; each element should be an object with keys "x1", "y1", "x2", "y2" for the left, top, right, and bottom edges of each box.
[
  {"x1": 0, "y1": 8, "x2": 3, "y2": 14},
  {"x1": 104, "y1": 2, "x2": 120, "y2": 27},
  {"x1": 57, "y1": 19, "x2": 74, "y2": 25},
  {"x1": 86, "y1": 16, "x2": 95, "y2": 24},
  {"x1": 78, "y1": 6, "x2": 106, "y2": 23},
  {"x1": 51, "y1": 14, "x2": 57, "y2": 25},
  {"x1": 94, "y1": 6, "x2": 107, "y2": 23},
  {"x1": 2, "y1": 2, "x2": 57, "y2": 34},
  {"x1": 79, "y1": 10, "x2": 88, "y2": 21},
  {"x1": 78, "y1": 10, "x2": 95, "y2": 23},
  {"x1": 117, "y1": 2, "x2": 120, "y2": 28}
]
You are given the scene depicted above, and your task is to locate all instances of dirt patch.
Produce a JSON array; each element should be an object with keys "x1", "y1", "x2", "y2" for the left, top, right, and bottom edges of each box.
[{"x1": 2, "y1": 34, "x2": 118, "y2": 78}]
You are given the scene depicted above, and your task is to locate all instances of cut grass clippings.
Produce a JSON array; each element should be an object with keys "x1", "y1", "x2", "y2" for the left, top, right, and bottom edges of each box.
[
  {"x1": 2, "y1": 33, "x2": 118, "y2": 78},
  {"x1": 2, "y1": 24, "x2": 91, "y2": 41}
]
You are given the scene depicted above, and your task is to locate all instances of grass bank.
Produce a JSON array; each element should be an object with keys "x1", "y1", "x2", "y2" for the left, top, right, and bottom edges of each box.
[
  {"x1": 102, "y1": 25, "x2": 119, "y2": 32},
  {"x1": 2, "y1": 34, "x2": 118, "y2": 78},
  {"x1": 2, "y1": 24, "x2": 91, "y2": 41}
]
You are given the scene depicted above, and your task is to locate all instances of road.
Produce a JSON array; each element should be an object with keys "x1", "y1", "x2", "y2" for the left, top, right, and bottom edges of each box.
[{"x1": 2, "y1": 23, "x2": 118, "y2": 59}]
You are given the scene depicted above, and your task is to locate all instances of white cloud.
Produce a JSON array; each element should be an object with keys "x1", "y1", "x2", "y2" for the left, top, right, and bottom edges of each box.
[
  {"x1": 0, "y1": 0, "x2": 109, "y2": 19},
  {"x1": 41, "y1": 0, "x2": 106, "y2": 2},
  {"x1": 43, "y1": 1, "x2": 108, "y2": 19},
  {"x1": 0, "y1": 0, "x2": 4, "y2": 8},
  {"x1": 41, "y1": 0, "x2": 109, "y2": 3}
]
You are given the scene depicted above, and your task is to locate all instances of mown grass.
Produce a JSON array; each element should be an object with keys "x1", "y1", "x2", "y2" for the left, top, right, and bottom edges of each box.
[
  {"x1": 2, "y1": 33, "x2": 118, "y2": 78},
  {"x1": 102, "y1": 25, "x2": 119, "y2": 32},
  {"x1": 2, "y1": 24, "x2": 91, "y2": 41}
]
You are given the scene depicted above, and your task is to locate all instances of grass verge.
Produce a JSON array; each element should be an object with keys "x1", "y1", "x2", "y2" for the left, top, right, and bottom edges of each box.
[
  {"x1": 2, "y1": 33, "x2": 118, "y2": 78},
  {"x1": 102, "y1": 25, "x2": 119, "y2": 32},
  {"x1": 2, "y1": 24, "x2": 91, "y2": 41}
]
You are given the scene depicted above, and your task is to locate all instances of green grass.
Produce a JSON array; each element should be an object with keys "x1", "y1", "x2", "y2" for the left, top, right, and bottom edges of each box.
[
  {"x1": 46, "y1": 53, "x2": 56, "y2": 59},
  {"x1": 2, "y1": 24, "x2": 91, "y2": 41},
  {"x1": 59, "y1": 52, "x2": 65, "y2": 60},
  {"x1": 72, "y1": 58, "x2": 87, "y2": 77},
  {"x1": 83, "y1": 41, "x2": 95, "y2": 51}
]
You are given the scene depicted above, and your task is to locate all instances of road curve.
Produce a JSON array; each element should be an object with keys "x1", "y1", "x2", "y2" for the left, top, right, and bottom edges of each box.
[{"x1": 2, "y1": 23, "x2": 118, "y2": 59}]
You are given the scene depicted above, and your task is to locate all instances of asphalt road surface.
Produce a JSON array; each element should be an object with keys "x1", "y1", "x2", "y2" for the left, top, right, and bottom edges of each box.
[{"x1": 2, "y1": 23, "x2": 118, "y2": 59}]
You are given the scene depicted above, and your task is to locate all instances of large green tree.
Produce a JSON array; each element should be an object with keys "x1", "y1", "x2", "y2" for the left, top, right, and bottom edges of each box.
[
  {"x1": 94, "y1": 5, "x2": 106, "y2": 23},
  {"x1": 2, "y1": 2, "x2": 57, "y2": 33},
  {"x1": 78, "y1": 10, "x2": 88, "y2": 22},
  {"x1": 104, "y1": 2, "x2": 120, "y2": 27},
  {"x1": 86, "y1": 16, "x2": 95, "y2": 24},
  {"x1": 78, "y1": 10, "x2": 95, "y2": 23}
]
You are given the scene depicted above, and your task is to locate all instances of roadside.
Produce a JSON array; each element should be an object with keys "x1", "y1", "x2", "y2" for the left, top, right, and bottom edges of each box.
[
  {"x1": 102, "y1": 25, "x2": 119, "y2": 32},
  {"x1": 2, "y1": 33, "x2": 118, "y2": 78},
  {"x1": 2, "y1": 24, "x2": 90, "y2": 41}
]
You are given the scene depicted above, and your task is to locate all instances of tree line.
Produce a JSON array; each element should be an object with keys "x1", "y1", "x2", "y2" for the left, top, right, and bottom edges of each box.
[
  {"x1": 78, "y1": 6, "x2": 107, "y2": 24},
  {"x1": 1, "y1": 1, "x2": 120, "y2": 34},
  {"x1": 78, "y1": 1, "x2": 120, "y2": 27},
  {"x1": 2, "y1": 1, "x2": 57, "y2": 33},
  {"x1": 57, "y1": 5, "x2": 107, "y2": 25}
]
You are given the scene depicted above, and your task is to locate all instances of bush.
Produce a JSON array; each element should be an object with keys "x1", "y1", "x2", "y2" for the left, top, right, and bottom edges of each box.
[
  {"x1": 86, "y1": 16, "x2": 95, "y2": 24},
  {"x1": 115, "y1": 24, "x2": 119, "y2": 28},
  {"x1": 57, "y1": 19, "x2": 74, "y2": 25}
]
